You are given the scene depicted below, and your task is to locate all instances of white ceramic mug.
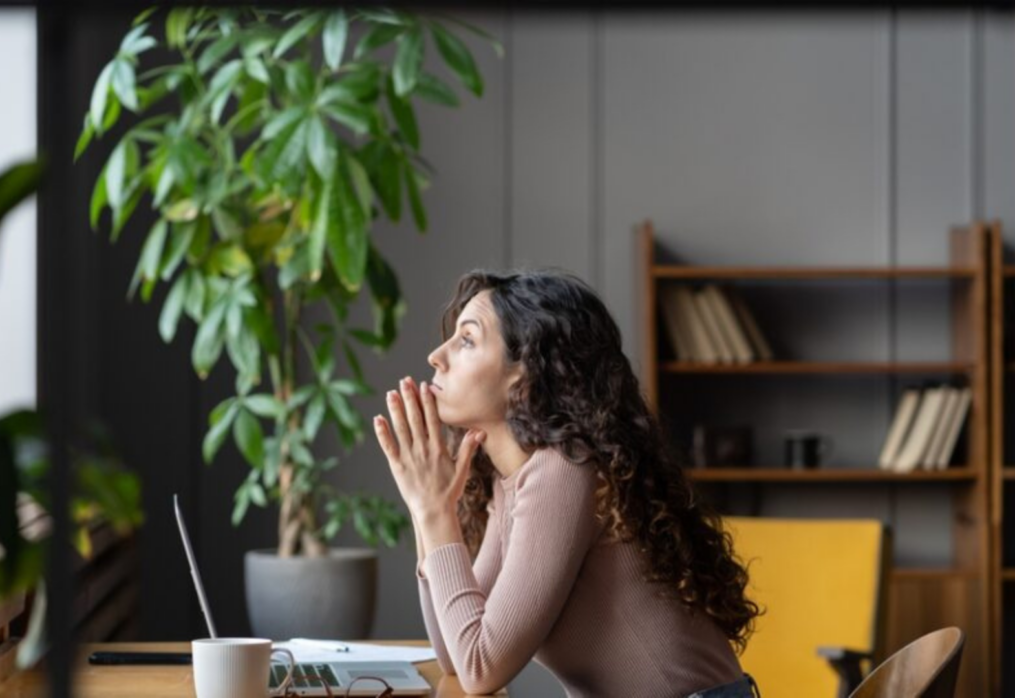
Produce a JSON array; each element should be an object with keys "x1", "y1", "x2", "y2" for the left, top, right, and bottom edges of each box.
[{"x1": 192, "y1": 638, "x2": 296, "y2": 698}]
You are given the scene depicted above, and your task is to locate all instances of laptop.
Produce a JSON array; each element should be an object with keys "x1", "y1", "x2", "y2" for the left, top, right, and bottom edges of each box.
[{"x1": 174, "y1": 494, "x2": 432, "y2": 696}]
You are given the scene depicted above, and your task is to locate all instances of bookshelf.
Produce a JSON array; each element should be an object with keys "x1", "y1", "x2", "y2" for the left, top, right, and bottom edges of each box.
[
  {"x1": 635, "y1": 219, "x2": 991, "y2": 698},
  {"x1": 988, "y1": 219, "x2": 1012, "y2": 697}
]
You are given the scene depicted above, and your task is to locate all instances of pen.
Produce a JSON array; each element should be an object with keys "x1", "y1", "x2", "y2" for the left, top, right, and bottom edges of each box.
[{"x1": 290, "y1": 638, "x2": 351, "y2": 653}]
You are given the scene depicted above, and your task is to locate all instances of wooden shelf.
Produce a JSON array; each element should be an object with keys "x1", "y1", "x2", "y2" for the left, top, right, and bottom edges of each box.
[
  {"x1": 653, "y1": 265, "x2": 976, "y2": 280},
  {"x1": 1002, "y1": 569, "x2": 1015, "y2": 581},
  {"x1": 1002, "y1": 468, "x2": 1015, "y2": 480},
  {"x1": 1003, "y1": 265, "x2": 1015, "y2": 277},
  {"x1": 891, "y1": 568, "x2": 979, "y2": 580},
  {"x1": 661, "y1": 361, "x2": 972, "y2": 375},
  {"x1": 687, "y1": 467, "x2": 977, "y2": 482}
]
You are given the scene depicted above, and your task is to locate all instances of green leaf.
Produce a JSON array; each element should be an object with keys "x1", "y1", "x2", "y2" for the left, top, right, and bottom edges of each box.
[
  {"x1": 433, "y1": 14, "x2": 504, "y2": 58},
  {"x1": 322, "y1": 10, "x2": 348, "y2": 71},
  {"x1": 430, "y1": 23, "x2": 483, "y2": 97},
  {"x1": 320, "y1": 102, "x2": 373, "y2": 136},
  {"x1": 285, "y1": 60, "x2": 315, "y2": 103},
  {"x1": 245, "y1": 394, "x2": 283, "y2": 420},
  {"x1": 392, "y1": 27, "x2": 424, "y2": 97},
  {"x1": 111, "y1": 59, "x2": 138, "y2": 112},
  {"x1": 232, "y1": 484, "x2": 250, "y2": 526},
  {"x1": 158, "y1": 272, "x2": 188, "y2": 343},
  {"x1": 131, "y1": 219, "x2": 168, "y2": 297},
  {"x1": 208, "y1": 59, "x2": 243, "y2": 124},
  {"x1": 356, "y1": 9, "x2": 409, "y2": 26},
  {"x1": 327, "y1": 152, "x2": 369, "y2": 292},
  {"x1": 248, "y1": 482, "x2": 267, "y2": 507},
  {"x1": 415, "y1": 72, "x2": 459, "y2": 107},
  {"x1": 273, "y1": 12, "x2": 322, "y2": 59},
  {"x1": 346, "y1": 153, "x2": 373, "y2": 218},
  {"x1": 119, "y1": 22, "x2": 149, "y2": 54},
  {"x1": 342, "y1": 340, "x2": 365, "y2": 383},
  {"x1": 90, "y1": 168, "x2": 107, "y2": 231},
  {"x1": 166, "y1": 8, "x2": 194, "y2": 50},
  {"x1": 258, "y1": 117, "x2": 309, "y2": 185},
  {"x1": 330, "y1": 64, "x2": 382, "y2": 102},
  {"x1": 304, "y1": 393, "x2": 327, "y2": 440},
  {"x1": 184, "y1": 269, "x2": 206, "y2": 321},
  {"x1": 192, "y1": 299, "x2": 227, "y2": 377},
  {"x1": 262, "y1": 106, "x2": 306, "y2": 140},
  {"x1": 197, "y1": 34, "x2": 239, "y2": 74},
  {"x1": 373, "y1": 144, "x2": 402, "y2": 221},
  {"x1": 0, "y1": 159, "x2": 43, "y2": 225},
  {"x1": 386, "y1": 77, "x2": 419, "y2": 150},
  {"x1": 203, "y1": 398, "x2": 239, "y2": 463},
  {"x1": 112, "y1": 178, "x2": 144, "y2": 243},
  {"x1": 160, "y1": 221, "x2": 197, "y2": 280},
  {"x1": 244, "y1": 55, "x2": 270, "y2": 84},
  {"x1": 233, "y1": 409, "x2": 264, "y2": 467},
  {"x1": 75, "y1": 115, "x2": 95, "y2": 162},
  {"x1": 353, "y1": 23, "x2": 403, "y2": 59},
  {"x1": 90, "y1": 62, "x2": 115, "y2": 133},
  {"x1": 326, "y1": 389, "x2": 358, "y2": 430},
  {"x1": 404, "y1": 163, "x2": 427, "y2": 232},
  {"x1": 307, "y1": 115, "x2": 335, "y2": 179},
  {"x1": 105, "y1": 140, "x2": 128, "y2": 209}
]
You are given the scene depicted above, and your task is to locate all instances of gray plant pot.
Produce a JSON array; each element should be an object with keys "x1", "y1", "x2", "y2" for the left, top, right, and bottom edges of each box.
[{"x1": 244, "y1": 548, "x2": 378, "y2": 641}]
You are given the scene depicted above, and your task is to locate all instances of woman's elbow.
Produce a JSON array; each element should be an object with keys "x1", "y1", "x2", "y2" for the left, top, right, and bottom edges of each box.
[
  {"x1": 458, "y1": 672, "x2": 509, "y2": 695},
  {"x1": 437, "y1": 656, "x2": 457, "y2": 676}
]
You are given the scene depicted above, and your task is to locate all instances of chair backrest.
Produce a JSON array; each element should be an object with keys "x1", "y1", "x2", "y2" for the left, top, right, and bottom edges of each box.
[
  {"x1": 849, "y1": 627, "x2": 963, "y2": 698},
  {"x1": 724, "y1": 516, "x2": 888, "y2": 698}
]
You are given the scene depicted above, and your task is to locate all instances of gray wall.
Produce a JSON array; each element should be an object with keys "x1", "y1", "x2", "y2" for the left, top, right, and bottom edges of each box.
[
  {"x1": 312, "y1": 10, "x2": 1015, "y2": 697},
  {"x1": 47, "y1": 9, "x2": 1015, "y2": 698}
]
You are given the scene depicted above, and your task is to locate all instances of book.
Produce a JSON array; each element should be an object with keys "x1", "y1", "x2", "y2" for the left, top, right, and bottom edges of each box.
[
  {"x1": 705, "y1": 285, "x2": 755, "y2": 364},
  {"x1": 878, "y1": 389, "x2": 922, "y2": 470},
  {"x1": 674, "y1": 285, "x2": 717, "y2": 363},
  {"x1": 892, "y1": 387, "x2": 949, "y2": 472},
  {"x1": 693, "y1": 288, "x2": 735, "y2": 363},
  {"x1": 932, "y1": 387, "x2": 972, "y2": 469},
  {"x1": 724, "y1": 286, "x2": 774, "y2": 361},
  {"x1": 923, "y1": 387, "x2": 959, "y2": 469},
  {"x1": 659, "y1": 285, "x2": 695, "y2": 361}
]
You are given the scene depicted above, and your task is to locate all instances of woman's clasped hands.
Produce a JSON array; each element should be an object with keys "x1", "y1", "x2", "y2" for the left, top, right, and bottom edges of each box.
[{"x1": 372, "y1": 376, "x2": 486, "y2": 521}]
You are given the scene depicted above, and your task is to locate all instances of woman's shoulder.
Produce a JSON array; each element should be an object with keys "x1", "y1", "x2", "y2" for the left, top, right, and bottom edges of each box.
[{"x1": 512, "y1": 446, "x2": 597, "y2": 490}]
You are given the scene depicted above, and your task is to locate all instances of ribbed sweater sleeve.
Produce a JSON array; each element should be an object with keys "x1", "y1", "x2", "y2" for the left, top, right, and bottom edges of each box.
[
  {"x1": 422, "y1": 451, "x2": 600, "y2": 695},
  {"x1": 416, "y1": 494, "x2": 505, "y2": 675}
]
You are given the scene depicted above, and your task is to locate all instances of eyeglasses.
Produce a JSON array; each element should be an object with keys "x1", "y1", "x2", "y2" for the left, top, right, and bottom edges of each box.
[{"x1": 279, "y1": 673, "x2": 395, "y2": 698}]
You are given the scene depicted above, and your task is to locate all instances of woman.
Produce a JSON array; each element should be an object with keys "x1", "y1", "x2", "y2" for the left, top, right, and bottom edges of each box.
[{"x1": 372, "y1": 269, "x2": 761, "y2": 698}]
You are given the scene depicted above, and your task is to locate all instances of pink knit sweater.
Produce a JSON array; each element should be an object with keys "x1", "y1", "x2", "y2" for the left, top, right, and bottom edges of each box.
[{"x1": 416, "y1": 447, "x2": 744, "y2": 697}]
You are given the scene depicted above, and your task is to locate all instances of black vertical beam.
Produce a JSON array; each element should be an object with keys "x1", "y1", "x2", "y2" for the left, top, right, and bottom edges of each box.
[{"x1": 37, "y1": 5, "x2": 74, "y2": 698}]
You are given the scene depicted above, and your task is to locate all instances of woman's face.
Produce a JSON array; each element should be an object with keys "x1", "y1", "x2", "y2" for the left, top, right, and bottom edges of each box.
[{"x1": 427, "y1": 290, "x2": 522, "y2": 429}]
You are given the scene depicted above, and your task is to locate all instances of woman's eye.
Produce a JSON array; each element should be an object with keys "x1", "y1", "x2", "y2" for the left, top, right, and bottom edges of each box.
[{"x1": 460, "y1": 335, "x2": 474, "y2": 348}]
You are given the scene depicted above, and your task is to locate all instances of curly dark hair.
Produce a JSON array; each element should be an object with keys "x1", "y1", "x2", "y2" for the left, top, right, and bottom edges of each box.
[{"x1": 438, "y1": 268, "x2": 760, "y2": 654}]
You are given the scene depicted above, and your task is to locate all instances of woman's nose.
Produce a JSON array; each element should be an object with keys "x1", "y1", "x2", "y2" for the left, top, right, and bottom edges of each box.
[{"x1": 428, "y1": 346, "x2": 443, "y2": 371}]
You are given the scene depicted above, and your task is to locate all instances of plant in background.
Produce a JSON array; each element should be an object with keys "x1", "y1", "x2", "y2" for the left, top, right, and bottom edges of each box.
[
  {"x1": 0, "y1": 159, "x2": 144, "y2": 668},
  {"x1": 77, "y1": 7, "x2": 500, "y2": 556}
]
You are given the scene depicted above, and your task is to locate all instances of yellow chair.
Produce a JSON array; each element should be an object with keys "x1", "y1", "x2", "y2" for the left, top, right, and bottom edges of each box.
[{"x1": 724, "y1": 516, "x2": 890, "y2": 698}]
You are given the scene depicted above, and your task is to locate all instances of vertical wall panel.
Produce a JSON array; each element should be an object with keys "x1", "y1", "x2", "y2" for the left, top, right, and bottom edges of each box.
[{"x1": 509, "y1": 14, "x2": 594, "y2": 280}]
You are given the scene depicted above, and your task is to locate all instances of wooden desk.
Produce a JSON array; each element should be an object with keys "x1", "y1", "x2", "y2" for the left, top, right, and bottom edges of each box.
[{"x1": 0, "y1": 641, "x2": 508, "y2": 697}]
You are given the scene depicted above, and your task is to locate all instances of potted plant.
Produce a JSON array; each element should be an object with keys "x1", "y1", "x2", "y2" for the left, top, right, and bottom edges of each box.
[{"x1": 76, "y1": 7, "x2": 499, "y2": 639}]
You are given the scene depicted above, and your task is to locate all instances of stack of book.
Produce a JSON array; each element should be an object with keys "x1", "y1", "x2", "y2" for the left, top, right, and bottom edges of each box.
[
  {"x1": 878, "y1": 385, "x2": 972, "y2": 472},
  {"x1": 659, "y1": 283, "x2": 774, "y2": 364}
]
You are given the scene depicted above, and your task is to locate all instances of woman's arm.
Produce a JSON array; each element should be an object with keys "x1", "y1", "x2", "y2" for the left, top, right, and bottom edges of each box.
[
  {"x1": 416, "y1": 497, "x2": 505, "y2": 676},
  {"x1": 420, "y1": 451, "x2": 600, "y2": 695}
]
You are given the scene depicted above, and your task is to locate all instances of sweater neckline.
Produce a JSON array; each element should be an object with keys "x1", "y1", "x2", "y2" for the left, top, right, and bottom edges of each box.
[{"x1": 498, "y1": 448, "x2": 542, "y2": 489}]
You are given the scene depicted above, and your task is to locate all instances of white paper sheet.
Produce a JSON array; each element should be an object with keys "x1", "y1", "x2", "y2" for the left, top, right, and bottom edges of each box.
[{"x1": 274, "y1": 640, "x2": 438, "y2": 665}]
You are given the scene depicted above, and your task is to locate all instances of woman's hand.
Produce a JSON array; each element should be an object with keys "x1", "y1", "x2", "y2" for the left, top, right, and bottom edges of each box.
[{"x1": 373, "y1": 376, "x2": 486, "y2": 521}]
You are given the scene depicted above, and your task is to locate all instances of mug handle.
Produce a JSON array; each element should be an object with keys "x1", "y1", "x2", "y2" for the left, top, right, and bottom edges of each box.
[{"x1": 269, "y1": 647, "x2": 296, "y2": 697}]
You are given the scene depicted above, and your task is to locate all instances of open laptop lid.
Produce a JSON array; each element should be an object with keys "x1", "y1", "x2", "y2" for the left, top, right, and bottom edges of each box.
[{"x1": 174, "y1": 493, "x2": 218, "y2": 638}]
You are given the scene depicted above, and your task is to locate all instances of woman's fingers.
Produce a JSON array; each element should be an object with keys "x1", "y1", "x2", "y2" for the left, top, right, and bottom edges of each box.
[
  {"x1": 420, "y1": 381, "x2": 443, "y2": 451},
  {"x1": 373, "y1": 415, "x2": 400, "y2": 461},
  {"x1": 455, "y1": 429, "x2": 486, "y2": 481},
  {"x1": 385, "y1": 389, "x2": 413, "y2": 453},
  {"x1": 400, "y1": 378, "x2": 428, "y2": 446}
]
